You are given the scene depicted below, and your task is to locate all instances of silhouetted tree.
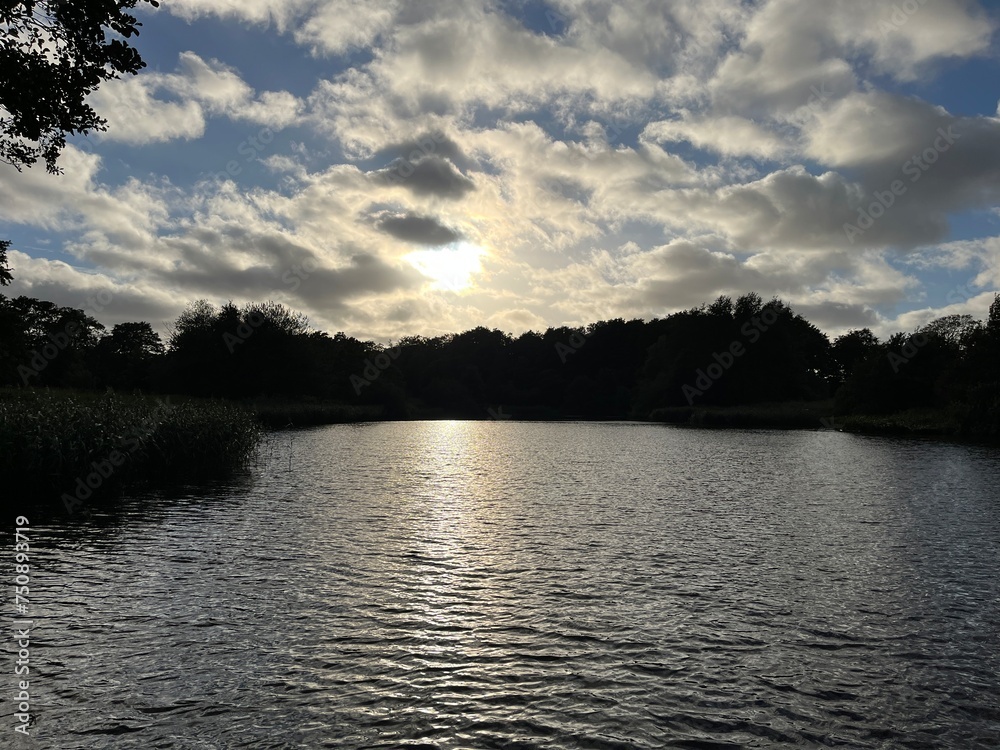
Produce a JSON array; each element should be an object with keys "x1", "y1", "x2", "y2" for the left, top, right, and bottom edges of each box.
[
  {"x1": 958, "y1": 295, "x2": 1000, "y2": 435},
  {"x1": 0, "y1": 240, "x2": 12, "y2": 285},
  {"x1": 0, "y1": 294, "x2": 104, "y2": 387},
  {"x1": 707, "y1": 294, "x2": 734, "y2": 318},
  {"x1": 830, "y1": 328, "x2": 880, "y2": 386},
  {"x1": 93, "y1": 321, "x2": 163, "y2": 390},
  {"x1": 1, "y1": 0, "x2": 158, "y2": 173},
  {"x1": 920, "y1": 314, "x2": 981, "y2": 350},
  {"x1": 633, "y1": 295, "x2": 831, "y2": 413},
  {"x1": 733, "y1": 291, "x2": 763, "y2": 321}
]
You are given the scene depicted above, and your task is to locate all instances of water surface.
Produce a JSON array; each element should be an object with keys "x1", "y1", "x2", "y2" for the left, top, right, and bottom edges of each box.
[{"x1": 10, "y1": 422, "x2": 1000, "y2": 748}]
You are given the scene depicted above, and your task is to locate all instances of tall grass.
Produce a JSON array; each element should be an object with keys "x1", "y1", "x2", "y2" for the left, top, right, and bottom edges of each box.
[
  {"x1": 1, "y1": 388, "x2": 263, "y2": 505},
  {"x1": 836, "y1": 408, "x2": 963, "y2": 437}
]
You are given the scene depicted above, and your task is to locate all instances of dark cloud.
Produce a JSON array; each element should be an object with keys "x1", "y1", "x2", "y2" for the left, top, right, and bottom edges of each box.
[
  {"x1": 376, "y1": 155, "x2": 476, "y2": 199},
  {"x1": 856, "y1": 115, "x2": 1000, "y2": 246},
  {"x1": 133, "y1": 225, "x2": 422, "y2": 310},
  {"x1": 379, "y1": 131, "x2": 472, "y2": 171},
  {"x1": 296, "y1": 253, "x2": 423, "y2": 310},
  {"x1": 792, "y1": 301, "x2": 880, "y2": 332},
  {"x1": 376, "y1": 212, "x2": 461, "y2": 245},
  {"x1": 387, "y1": 301, "x2": 417, "y2": 323},
  {"x1": 409, "y1": 156, "x2": 475, "y2": 198},
  {"x1": 635, "y1": 242, "x2": 766, "y2": 309},
  {"x1": 8, "y1": 279, "x2": 179, "y2": 331}
]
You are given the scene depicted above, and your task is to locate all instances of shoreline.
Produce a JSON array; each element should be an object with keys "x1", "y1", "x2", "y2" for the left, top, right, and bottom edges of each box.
[
  {"x1": 8, "y1": 389, "x2": 997, "y2": 511},
  {"x1": 265, "y1": 398, "x2": 999, "y2": 444}
]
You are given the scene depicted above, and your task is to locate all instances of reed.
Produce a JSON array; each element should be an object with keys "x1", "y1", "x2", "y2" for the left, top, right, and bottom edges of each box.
[{"x1": 0, "y1": 388, "x2": 263, "y2": 503}]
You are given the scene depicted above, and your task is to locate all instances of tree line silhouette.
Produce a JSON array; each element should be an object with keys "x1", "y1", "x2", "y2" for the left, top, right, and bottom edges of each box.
[{"x1": 2, "y1": 291, "x2": 998, "y2": 435}]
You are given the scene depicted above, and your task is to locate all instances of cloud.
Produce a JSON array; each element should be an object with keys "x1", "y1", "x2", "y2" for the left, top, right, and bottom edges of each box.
[
  {"x1": 5, "y1": 0, "x2": 1000, "y2": 344},
  {"x1": 632, "y1": 241, "x2": 769, "y2": 309},
  {"x1": 292, "y1": 0, "x2": 400, "y2": 55},
  {"x1": 707, "y1": 0, "x2": 994, "y2": 116},
  {"x1": 486, "y1": 307, "x2": 549, "y2": 333},
  {"x1": 4, "y1": 250, "x2": 191, "y2": 330},
  {"x1": 0, "y1": 146, "x2": 172, "y2": 247},
  {"x1": 88, "y1": 78, "x2": 205, "y2": 145},
  {"x1": 378, "y1": 156, "x2": 476, "y2": 199},
  {"x1": 858, "y1": 0, "x2": 995, "y2": 80},
  {"x1": 899, "y1": 292, "x2": 998, "y2": 324},
  {"x1": 160, "y1": 0, "x2": 314, "y2": 33},
  {"x1": 238, "y1": 91, "x2": 305, "y2": 129},
  {"x1": 907, "y1": 235, "x2": 1000, "y2": 292},
  {"x1": 644, "y1": 114, "x2": 795, "y2": 160},
  {"x1": 802, "y1": 91, "x2": 953, "y2": 169},
  {"x1": 90, "y1": 52, "x2": 303, "y2": 145},
  {"x1": 378, "y1": 132, "x2": 473, "y2": 171},
  {"x1": 790, "y1": 300, "x2": 880, "y2": 333},
  {"x1": 170, "y1": 51, "x2": 254, "y2": 114},
  {"x1": 295, "y1": 254, "x2": 425, "y2": 313},
  {"x1": 163, "y1": 0, "x2": 400, "y2": 54},
  {"x1": 375, "y1": 213, "x2": 462, "y2": 245}
]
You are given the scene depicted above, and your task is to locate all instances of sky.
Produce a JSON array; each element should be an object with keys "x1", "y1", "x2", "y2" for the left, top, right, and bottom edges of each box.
[{"x1": 2, "y1": 0, "x2": 1000, "y2": 343}]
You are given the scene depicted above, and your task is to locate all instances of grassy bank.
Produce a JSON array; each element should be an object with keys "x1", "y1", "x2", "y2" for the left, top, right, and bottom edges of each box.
[
  {"x1": 648, "y1": 401, "x2": 837, "y2": 430},
  {"x1": 646, "y1": 400, "x2": 1000, "y2": 441},
  {"x1": 835, "y1": 408, "x2": 964, "y2": 437},
  {"x1": 1, "y1": 388, "x2": 262, "y2": 506}
]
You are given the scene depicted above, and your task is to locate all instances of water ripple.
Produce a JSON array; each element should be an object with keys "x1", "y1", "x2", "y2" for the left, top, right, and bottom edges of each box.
[{"x1": 12, "y1": 423, "x2": 1000, "y2": 748}]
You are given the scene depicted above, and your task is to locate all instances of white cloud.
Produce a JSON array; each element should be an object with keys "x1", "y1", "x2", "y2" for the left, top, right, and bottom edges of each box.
[
  {"x1": 239, "y1": 91, "x2": 305, "y2": 129},
  {"x1": 88, "y1": 77, "x2": 205, "y2": 145},
  {"x1": 858, "y1": 0, "x2": 995, "y2": 80},
  {"x1": 293, "y1": 0, "x2": 400, "y2": 55},
  {"x1": 644, "y1": 115, "x2": 795, "y2": 160},
  {"x1": 90, "y1": 52, "x2": 303, "y2": 145},
  {"x1": 171, "y1": 51, "x2": 254, "y2": 114},
  {"x1": 802, "y1": 91, "x2": 950, "y2": 168},
  {"x1": 159, "y1": 0, "x2": 314, "y2": 33}
]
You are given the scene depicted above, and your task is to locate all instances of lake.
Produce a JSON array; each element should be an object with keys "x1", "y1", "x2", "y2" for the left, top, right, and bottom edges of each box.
[{"x1": 12, "y1": 422, "x2": 1000, "y2": 748}]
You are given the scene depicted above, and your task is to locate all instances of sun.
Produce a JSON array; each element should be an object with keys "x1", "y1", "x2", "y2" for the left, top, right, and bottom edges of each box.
[{"x1": 405, "y1": 242, "x2": 486, "y2": 292}]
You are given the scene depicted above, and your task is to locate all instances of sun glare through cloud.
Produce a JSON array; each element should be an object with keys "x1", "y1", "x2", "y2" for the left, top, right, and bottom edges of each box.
[{"x1": 405, "y1": 242, "x2": 487, "y2": 292}]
